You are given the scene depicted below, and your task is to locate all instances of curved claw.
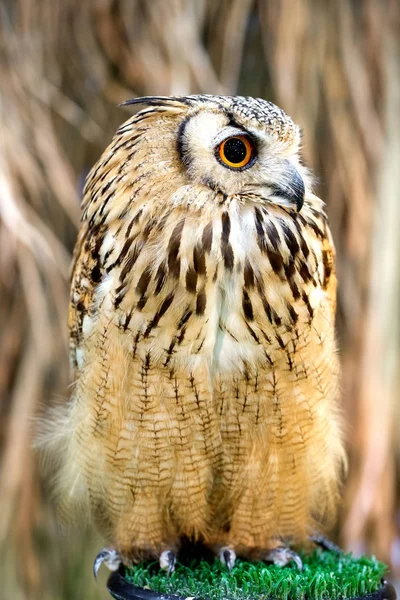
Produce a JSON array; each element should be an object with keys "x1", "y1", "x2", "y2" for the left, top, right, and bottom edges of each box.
[
  {"x1": 159, "y1": 550, "x2": 176, "y2": 576},
  {"x1": 265, "y1": 547, "x2": 303, "y2": 570},
  {"x1": 218, "y1": 547, "x2": 236, "y2": 571},
  {"x1": 310, "y1": 532, "x2": 342, "y2": 554},
  {"x1": 93, "y1": 547, "x2": 121, "y2": 579}
]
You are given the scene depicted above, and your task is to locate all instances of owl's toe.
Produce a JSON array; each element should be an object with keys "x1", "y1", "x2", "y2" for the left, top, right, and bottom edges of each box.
[
  {"x1": 310, "y1": 532, "x2": 342, "y2": 554},
  {"x1": 93, "y1": 547, "x2": 121, "y2": 578},
  {"x1": 159, "y1": 550, "x2": 176, "y2": 575},
  {"x1": 265, "y1": 546, "x2": 303, "y2": 570},
  {"x1": 218, "y1": 547, "x2": 236, "y2": 571}
]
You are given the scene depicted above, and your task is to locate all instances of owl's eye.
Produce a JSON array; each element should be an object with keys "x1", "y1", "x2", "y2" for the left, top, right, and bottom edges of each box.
[{"x1": 217, "y1": 135, "x2": 254, "y2": 169}]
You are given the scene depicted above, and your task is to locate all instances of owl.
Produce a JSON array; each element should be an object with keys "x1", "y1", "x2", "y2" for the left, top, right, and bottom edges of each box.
[{"x1": 53, "y1": 95, "x2": 345, "y2": 575}]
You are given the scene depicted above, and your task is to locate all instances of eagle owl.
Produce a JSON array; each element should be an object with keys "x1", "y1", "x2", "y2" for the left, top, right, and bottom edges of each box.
[{"x1": 56, "y1": 95, "x2": 345, "y2": 574}]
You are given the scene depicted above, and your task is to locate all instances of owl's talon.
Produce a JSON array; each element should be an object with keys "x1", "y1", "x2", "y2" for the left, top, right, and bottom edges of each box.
[
  {"x1": 310, "y1": 532, "x2": 342, "y2": 554},
  {"x1": 93, "y1": 547, "x2": 121, "y2": 578},
  {"x1": 219, "y1": 547, "x2": 236, "y2": 571},
  {"x1": 159, "y1": 550, "x2": 176, "y2": 575},
  {"x1": 265, "y1": 547, "x2": 303, "y2": 570}
]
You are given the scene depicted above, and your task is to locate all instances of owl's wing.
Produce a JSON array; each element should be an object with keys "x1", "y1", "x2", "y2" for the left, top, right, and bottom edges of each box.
[
  {"x1": 68, "y1": 221, "x2": 105, "y2": 372},
  {"x1": 320, "y1": 234, "x2": 337, "y2": 311}
]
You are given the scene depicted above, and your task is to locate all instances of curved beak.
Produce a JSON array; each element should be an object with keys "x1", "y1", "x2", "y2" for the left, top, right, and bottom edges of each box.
[
  {"x1": 244, "y1": 161, "x2": 305, "y2": 212},
  {"x1": 270, "y1": 162, "x2": 305, "y2": 212}
]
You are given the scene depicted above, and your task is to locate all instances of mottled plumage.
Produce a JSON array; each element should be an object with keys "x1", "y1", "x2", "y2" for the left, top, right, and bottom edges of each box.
[{"x1": 51, "y1": 95, "x2": 345, "y2": 570}]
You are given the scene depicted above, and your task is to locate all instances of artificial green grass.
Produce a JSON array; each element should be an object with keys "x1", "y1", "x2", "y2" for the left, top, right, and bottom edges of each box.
[{"x1": 124, "y1": 551, "x2": 388, "y2": 600}]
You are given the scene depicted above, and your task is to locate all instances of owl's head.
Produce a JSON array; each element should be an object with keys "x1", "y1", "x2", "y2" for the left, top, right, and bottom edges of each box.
[
  {"x1": 85, "y1": 96, "x2": 310, "y2": 223},
  {"x1": 124, "y1": 95, "x2": 308, "y2": 212}
]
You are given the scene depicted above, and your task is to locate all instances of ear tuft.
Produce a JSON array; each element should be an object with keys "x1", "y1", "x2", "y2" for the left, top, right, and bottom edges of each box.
[{"x1": 119, "y1": 96, "x2": 190, "y2": 109}]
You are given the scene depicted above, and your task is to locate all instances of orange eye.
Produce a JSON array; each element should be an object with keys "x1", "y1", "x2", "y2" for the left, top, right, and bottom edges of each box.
[{"x1": 218, "y1": 135, "x2": 254, "y2": 169}]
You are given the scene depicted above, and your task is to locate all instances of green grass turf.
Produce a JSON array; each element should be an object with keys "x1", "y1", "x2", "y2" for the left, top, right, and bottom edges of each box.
[{"x1": 124, "y1": 551, "x2": 388, "y2": 600}]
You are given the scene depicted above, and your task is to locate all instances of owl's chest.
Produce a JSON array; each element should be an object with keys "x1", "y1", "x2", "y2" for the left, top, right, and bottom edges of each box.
[{"x1": 96, "y1": 203, "x2": 316, "y2": 375}]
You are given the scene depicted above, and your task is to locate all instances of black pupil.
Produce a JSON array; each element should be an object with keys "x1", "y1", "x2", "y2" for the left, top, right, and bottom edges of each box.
[{"x1": 223, "y1": 137, "x2": 248, "y2": 164}]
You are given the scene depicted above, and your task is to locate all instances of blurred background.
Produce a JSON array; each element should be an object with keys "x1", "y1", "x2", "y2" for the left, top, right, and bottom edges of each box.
[{"x1": 0, "y1": 0, "x2": 399, "y2": 598}]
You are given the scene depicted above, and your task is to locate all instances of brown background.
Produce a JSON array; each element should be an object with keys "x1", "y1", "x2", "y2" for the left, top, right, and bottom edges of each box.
[{"x1": 0, "y1": 1, "x2": 399, "y2": 598}]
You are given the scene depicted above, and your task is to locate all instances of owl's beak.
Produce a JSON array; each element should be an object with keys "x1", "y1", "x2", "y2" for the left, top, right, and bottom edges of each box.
[{"x1": 270, "y1": 162, "x2": 305, "y2": 212}]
